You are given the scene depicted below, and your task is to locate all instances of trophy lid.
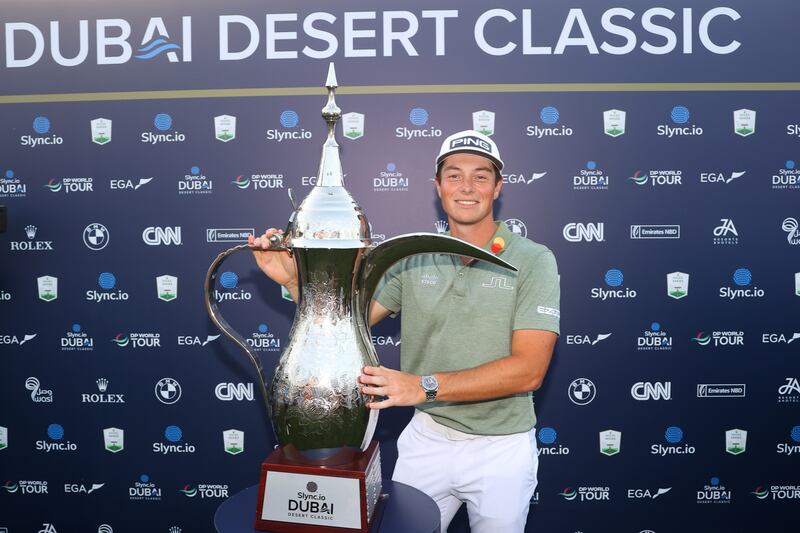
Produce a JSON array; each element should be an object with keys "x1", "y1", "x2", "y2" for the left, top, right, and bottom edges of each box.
[{"x1": 287, "y1": 63, "x2": 369, "y2": 249}]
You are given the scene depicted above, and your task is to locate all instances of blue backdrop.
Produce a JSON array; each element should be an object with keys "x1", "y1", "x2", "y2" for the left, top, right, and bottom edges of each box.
[{"x1": 1, "y1": 1, "x2": 799, "y2": 532}]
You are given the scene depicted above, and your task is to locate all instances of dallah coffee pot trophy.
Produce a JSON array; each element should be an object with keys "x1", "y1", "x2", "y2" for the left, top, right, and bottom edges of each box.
[{"x1": 204, "y1": 63, "x2": 516, "y2": 532}]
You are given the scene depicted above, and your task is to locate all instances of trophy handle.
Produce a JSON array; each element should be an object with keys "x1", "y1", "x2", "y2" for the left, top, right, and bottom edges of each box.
[
  {"x1": 352, "y1": 232, "x2": 518, "y2": 339},
  {"x1": 204, "y1": 241, "x2": 289, "y2": 417}
]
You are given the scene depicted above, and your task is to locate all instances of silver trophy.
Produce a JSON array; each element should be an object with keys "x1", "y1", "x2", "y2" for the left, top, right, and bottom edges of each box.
[{"x1": 204, "y1": 62, "x2": 515, "y2": 531}]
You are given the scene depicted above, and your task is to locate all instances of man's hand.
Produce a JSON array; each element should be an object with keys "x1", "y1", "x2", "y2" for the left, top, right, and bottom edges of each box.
[
  {"x1": 359, "y1": 366, "x2": 425, "y2": 409},
  {"x1": 249, "y1": 228, "x2": 298, "y2": 300}
]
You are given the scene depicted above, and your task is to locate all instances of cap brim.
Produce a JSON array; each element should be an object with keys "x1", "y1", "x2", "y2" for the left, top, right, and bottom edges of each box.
[{"x1": 436, "y1": 149, "x2": 503, "y2": 172}]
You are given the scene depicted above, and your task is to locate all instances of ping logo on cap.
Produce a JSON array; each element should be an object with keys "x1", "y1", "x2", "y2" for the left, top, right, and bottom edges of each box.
[{"x1": 450, "y1": 136, "x2": 492, "y2": 153}]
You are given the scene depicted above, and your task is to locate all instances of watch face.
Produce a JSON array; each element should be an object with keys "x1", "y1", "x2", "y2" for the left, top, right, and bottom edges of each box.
[{"x1": 422, "y1": 375, "x2": 438, "y2": 391}]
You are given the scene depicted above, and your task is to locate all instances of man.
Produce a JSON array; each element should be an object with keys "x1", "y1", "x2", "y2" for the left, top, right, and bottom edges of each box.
[{"x1": 250, "y1": 130, "x2": 559, "y2": 532}]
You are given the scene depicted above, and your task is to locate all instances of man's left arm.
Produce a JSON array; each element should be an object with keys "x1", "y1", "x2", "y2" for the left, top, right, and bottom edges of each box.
[{"x1": 360, "y1": 328, "x2": 556, "y2": 408}]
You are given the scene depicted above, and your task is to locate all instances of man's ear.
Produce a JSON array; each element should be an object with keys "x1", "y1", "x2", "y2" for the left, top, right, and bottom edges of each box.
[{"x1": 493, "y1": 175, "x2": 504, "y2": 200}]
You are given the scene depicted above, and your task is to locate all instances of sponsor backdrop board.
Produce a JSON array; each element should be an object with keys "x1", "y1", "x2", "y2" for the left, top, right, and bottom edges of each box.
[{"x1": 1, "y1": 1, "x2": 799, "y2": 532}]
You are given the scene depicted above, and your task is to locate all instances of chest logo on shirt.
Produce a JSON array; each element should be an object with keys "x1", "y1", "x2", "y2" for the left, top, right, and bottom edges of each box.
[
  {"x1": 420, "y1": 273, "x2": 439, "y2": 286},
  {"x1": 481, "y1": 276, "x2": 514, "y2": 290}
]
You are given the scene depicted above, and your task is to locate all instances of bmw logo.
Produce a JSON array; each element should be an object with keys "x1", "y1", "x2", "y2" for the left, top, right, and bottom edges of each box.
[
  {"x1": 155, "y1": 377, "x2": 182, "y2": 405},
  {"x1": 83, "y1": 223, "x2": 110, "y2": 251},
  {"x1": 568, "y1": 378, "x2": 596, "y2": 405}
]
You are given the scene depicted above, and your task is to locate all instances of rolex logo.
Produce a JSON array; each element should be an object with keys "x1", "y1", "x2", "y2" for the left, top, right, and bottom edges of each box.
[
  {"x1": 96, "y1": 378, "x2": 109, "y2": 392},
  {"x1": 435, "y1": 220, "x2": 448, "y2": 234},
  {"x1": 25, "y1": 225, "x2": 37, "y2": 239}
]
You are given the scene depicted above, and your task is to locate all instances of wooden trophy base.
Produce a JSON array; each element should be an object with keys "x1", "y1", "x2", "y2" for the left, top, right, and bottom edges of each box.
[{"x1": 255, "y1": 441, "x2": 384, "y2": 532}]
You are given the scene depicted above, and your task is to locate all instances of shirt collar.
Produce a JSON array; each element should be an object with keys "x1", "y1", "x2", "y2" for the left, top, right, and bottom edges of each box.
[{"x1": 483, "y1": 220, "x2": 513, "y2": 256}]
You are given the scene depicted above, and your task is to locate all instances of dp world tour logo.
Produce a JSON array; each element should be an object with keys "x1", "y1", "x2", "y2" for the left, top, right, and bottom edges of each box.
[
  {"x1": 558, "y1": 487, "x2": 577, "y2": 500},
  {"x1": 111, "y1": 334, "x2": 129, "y2": 347},
  {"x1": 232, "y1": 175, "x2": 250, "y2": 188},
  {"x1": 692, "y1": 332, "x2": 711, "y2": 345},
  {"x1": 44, "y1": 178, "x2": 62, "y2": 192}
]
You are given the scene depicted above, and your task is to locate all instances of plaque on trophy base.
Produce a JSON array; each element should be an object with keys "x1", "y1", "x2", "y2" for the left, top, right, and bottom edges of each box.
[{"x1": 255, "y1": 441, "x2": 384, "y2": 533}]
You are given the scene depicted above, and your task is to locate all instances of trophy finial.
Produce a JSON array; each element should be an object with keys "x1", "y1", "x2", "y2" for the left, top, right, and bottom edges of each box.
[
  {"x1": 325, "y1": 61, "x2": 338, "y2": 89},
  {"x1": 321, "y1": 62, "x2": 341, "y2": 129},
  {"x1": 316, "y1": 62, "x2": 344, "y2": 187}
]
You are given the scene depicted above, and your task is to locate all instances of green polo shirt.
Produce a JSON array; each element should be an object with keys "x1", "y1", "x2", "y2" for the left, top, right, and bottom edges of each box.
[{"x1": 374, "y1": 221, "x2": 560, "y2": 435}]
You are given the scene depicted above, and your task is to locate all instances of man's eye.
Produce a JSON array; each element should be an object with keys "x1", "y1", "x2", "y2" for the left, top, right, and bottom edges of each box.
[{"x1": 447, "y1": 175, "x2": 461, "y2": 181}]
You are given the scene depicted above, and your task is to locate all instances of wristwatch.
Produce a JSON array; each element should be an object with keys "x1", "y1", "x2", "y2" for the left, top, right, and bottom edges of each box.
[{"x1": 420, "y1": 375, "x2": 439, "y2": 402}]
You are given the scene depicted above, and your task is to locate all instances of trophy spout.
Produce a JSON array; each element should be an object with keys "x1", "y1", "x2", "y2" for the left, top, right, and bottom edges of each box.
[{"x1": 353, "y1": 232, "x2": 517, "y2": 328}]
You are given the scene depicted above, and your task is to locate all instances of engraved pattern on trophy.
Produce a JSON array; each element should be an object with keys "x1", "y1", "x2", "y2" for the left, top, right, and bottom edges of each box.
[{"x1": 204, "y1": 63, "x2": 517, "y2": 471}]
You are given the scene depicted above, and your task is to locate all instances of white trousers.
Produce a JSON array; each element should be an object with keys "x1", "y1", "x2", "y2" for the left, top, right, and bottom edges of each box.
[{"x1": 392, "y1": 410, "x2": 539, "y2": 533}]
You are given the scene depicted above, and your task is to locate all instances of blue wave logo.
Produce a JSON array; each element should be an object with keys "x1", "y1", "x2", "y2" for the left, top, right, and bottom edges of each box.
[
  {"x1": 33, "y1": 116, "x2": 51, "y2": 134},
  {"x1": 164, "y1": 425, "x2": 183, "y2": 443},
  {"x1": 48, "y1": 423, "x2": 65, "y2": 440},
  {"x1": 538, "y1": 427, "x2": 557, "y2": 445},
  {"x1": 98, "y1": 272, "x2": 117, "y2": 290},
  {"x1": 135, "y1": 38, "x2": 182, "y2": 60},
  {"x1": 604, "y1": 269, "x2": 624, "y2": 287},
  {"x1": 540, "y1": 107, "x2": 560, "y2": 125},
  {"x1": 791, "y1": 426, "x2": 800, "y2": 443},
  {"x1": 409, "y1": 108, "x2": 429, "y2": 126},
  {"x1": 670, "y1": 106, "x2": 690, "y2": 124},
  {"x1": 220, "y1": 271, "x2": 238, "y2": 289},
  {"x1": 664, "y1": 426, "x2": 683, "y2": 444},
  {"x1": 733, "y1": 268, "x2": 752, "y2": 287},
  {"x1": 280, "y1": 110, "x2": 299, "y2": 128},
  {"x1": 154, "y1": 113, "x2": 173, "y2": 131}
]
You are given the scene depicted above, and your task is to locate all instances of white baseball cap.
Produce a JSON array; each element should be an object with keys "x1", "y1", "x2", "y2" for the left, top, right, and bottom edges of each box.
[{"x1": 436, "y1": 130, "x2": 503, "y2": 173}]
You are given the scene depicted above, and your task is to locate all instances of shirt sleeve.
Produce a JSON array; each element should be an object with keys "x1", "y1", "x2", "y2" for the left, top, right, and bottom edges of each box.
[
  {"x1": 513, "y1": 250, "x2": 560, "y2": 334},
  {"x1": 373, "y1": 260, "x2": 404, "y2": 314}
]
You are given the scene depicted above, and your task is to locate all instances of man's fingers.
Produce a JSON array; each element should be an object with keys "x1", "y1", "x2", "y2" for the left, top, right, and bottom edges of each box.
[
  {"x1": 360, "y1": 385, "x2": 385, "y2": 396},
  {"x1": 359, "y1": 374, "x2": 386, "y2": 386},
  {"x1": 367, "y1": 398, "x2": 394, "y2": 410}
]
